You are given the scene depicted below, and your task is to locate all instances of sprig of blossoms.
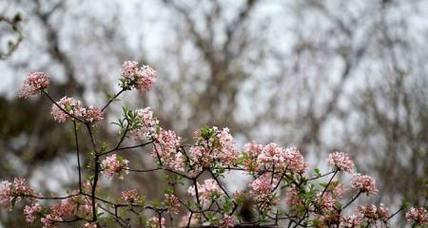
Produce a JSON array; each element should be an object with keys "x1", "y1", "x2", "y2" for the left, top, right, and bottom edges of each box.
[
  {"x1": 241, "y1": 141, "x2": 264, "y2": 172},
  {"x1": 0, "y1": 178, "x2": 35, "y2": 209},
  {"x1": 19, "y1": 72, "x2": 50, "y2": 98},
  {"x1": 190, "y1": 127, "x2": 239, "y2": 168},
  {"x1": 351, "y1": 174, "x2": 378, "y2": 194},
  {"x1": 164, "y1": 193, "x2": 180, "y2": 214},
  {"x1": 100, "y1": 154, "x2": 129, "y2": 179},
  {"x1": 250, "y1": 173, "x2": 279, "y2": 210},
  {"x1": 257, "y1": 143, "x2": 307, "y2": 173},
  {"x1": 146, "y1": 216, "x2": 166, "y2": 228},
  {"x1": 41, "y1": 195, "x2": 92, "y2": 228},
  {"x1": 328, "y1": 152, "x2": 354, "y2": 173},
  {"x1": 121, "y1": 189, "x2": 140, "y2": 203},
  {"x1": 188, "y1": 179, "x2": 222, "y2": 205},
  {"x1": 340, "y1": 215, "x2": 362, "y2": 227},
  {"x1": 120, "y1": 60, "x2": 157, "y2": 92},
  {"x1": 23, "y1": 203, "x2": 42, "y2": 223},
  {"x1": 153, "y1": 129, "x2": 185, "y2": 171},
  {"x1": 406, "y1": 207, "x2": 428, "y2": 225},
  {"x1": 51, "y1": 97, "x2": 104, "y2": 123},
  {"x1": 357, "y1": 204, "x2": 390, "y2": 222},
  {"x1": 128, "y1": 107, "x2": 159, "y2": 140}
]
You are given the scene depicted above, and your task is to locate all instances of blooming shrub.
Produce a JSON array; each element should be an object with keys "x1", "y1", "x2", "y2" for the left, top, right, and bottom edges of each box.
[{"x1": 0, "y1": 61, "x2": 426, "y2": 227}]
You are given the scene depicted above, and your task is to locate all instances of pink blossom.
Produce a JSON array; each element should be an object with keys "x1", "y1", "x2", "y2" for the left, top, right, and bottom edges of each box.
[
  {"x1": 190, "y1": 127, "x2": 239, "y2": 168},
  {"x1": 285, "y1": 187, "x2": 304, "y2": 208},
  {"x1": 242, "y1": 141, "x2": 264, "y2": 171},
  {"x1": 50, "y1": 96, "x2": 85, "y2": 123},
  {"x1": 222, "y1": 215, "x2": 235, "y2": 227},
  {"x1": 244, "y1": 141, "x2": 264, "y2": 157},
  {"x1": 216, "y1": 127, "x2": 240, "y2": 166},
  {"x1": 0, "y1": 181, "x2": 12, "y2": 208},
  {"x1": 189, "y1": 145, "x2": 212, "y2": 167},
  {"x1": 0, "y1": 178, "x2": 34, "y2": 209},
  {"x1": 146, "y1": 216, "x2": 166, "y2": 228},
  {"x1": 83, "y1": 106, "x2": 104, "y2": 123},
  {"x1": 257, "y1": 144, "x2": 306, "y2": 173},
  {"x1": 19, "y1": 72, "x2": 50, "y2": 98},
  {"x1": 23, "y1": 203, "x2": 41, "y2": 223},
  {"x1": 100, "y1": 154, "x2": 129, "y2": 179},
  {"x1": 315, "y1": 192, "x2": 336, "y2": 210},
  {"x1": 42, "y1": 195, "x2": 93, "y2": 227},
  {"x1": 83, "y1": 223, "x2": 98, "y2": 228},
  {"x1": 121, "y1": 60, "x2": 157, "y2": 92},
  {"x1": 332, "y1": 182, "x2": 346, "y2": 198},
  {"x1": 340, "y1": 215, "x2": 362, "y2": 227},
  {"x1": 406, "y1": 207, "x2": 428, "y2": 225},
  {"x1": 351, "y1": 174, "x2": 378, "y2": 194},
  {"x1": 188, "y1": 179, "x2": 221, "y2": 205},
  {"x1": 121, "y1": 61, "x2": 139, "y2": 78},
  {"x1": 283, "y1": 147, "x2": 307, "y2": 173},
  {"x1": 257, "y1": 143, "x2": 283, "y2": 169},
  {"x1": 135, "y1": 65, "x2": 157, "y2": 92},
  {"x1": 129, "y1": 107, "x2": 158, "y2": 140},
  {"x1": 121, "y1": 189, "x2": 139, "y2": 203},
  {"x1": 153, "y1": 129, "x2": 185, "y2": 171},
  {"x1": 357, "y1": 204, "x2": 389, "y2": 221},
  {"x1": 328, "y1": 152, "x2": 354, "y2": 173},
  {"x1": 164, "y1": 193, "x2": 180, "y2": 214},
  {"x1": 250, "y1": 173, "x2": 278, "y2": 209}
]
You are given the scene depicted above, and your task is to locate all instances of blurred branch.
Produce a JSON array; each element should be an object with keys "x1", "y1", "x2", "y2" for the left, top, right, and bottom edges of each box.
[{"x1": 0, "y1": 14, "x2": 23, "y2": 59}]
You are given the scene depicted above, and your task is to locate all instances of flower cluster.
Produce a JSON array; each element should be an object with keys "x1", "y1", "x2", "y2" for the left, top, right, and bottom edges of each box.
[
  {"x1": 328, "y1": 152, "x2": 354, "y2": 173},
  {"x1": 241, "y1": 141, "x2": 264, "y2": 172},
  {"x1": 357, "y1": 204, "x2": 390, "y2": 222},
  {"x1": 164, "y1": 193, "x2": 180, "y2": 214},
  {"x1": 19, "y1": 72, "x2": 50, "y2": 98},
  {"x1": 188, "y1": 179, "x2": 222, "y2": 205},
  {"x1": 100, "y1": 154, "x2": 129, "y2": 179},
  {"x1": 128, "y1": 107, "x2": 159, "y2": 140},
  {"x1": 41, "y1": 195, "x2": 92, "y2": 228},
  {"x1": 146, "y1": 216, "x2": 166, "y2": 228},
  {"x1": 256, "y1": 143, "x2": 306, "y2": 173},
  {"x1": 314, "y1": 192, "x2": 336, "y2": 211},
  {"x1": 153, "y1": 129, "x2": 185, "y2": 171},
  {"x1": 23, "y1": 203, "x2": 42, "y2": 223},
  {"x1": 250, "y1": 173, "x2": 278, "y2": 210},
  {"x1": 121, "y1": 189, "x2": 140, "y2": 203},
  {"x1": 190, "y1": 127, "x2": 239, "y2": 168},
  {"x1": 0, "y1": 178, "x2": 34, "y2": 209},
  {"x1": 120, "y1": 60, "x2": 157, "y2": 92},
  {"x1": 351, "y1": 174, "x2": 378, "y2": 194},
  {"x1": 341, "y1": 215, "x2": 361, "y2": 227},
  {"x1": 285, "y1": 187, "x2": 304, "y2": 208},
  {"x1": 51, "y1": 96, "x2": 103, "y2": 123},
  {"x1": 406, "y1": 207, "x2": 428, "y2": 225}
]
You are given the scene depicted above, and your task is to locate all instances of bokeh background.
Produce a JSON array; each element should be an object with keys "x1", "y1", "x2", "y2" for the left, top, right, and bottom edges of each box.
[{"x1": 1, "y1": 0, "x2": 427, "y2": 226}]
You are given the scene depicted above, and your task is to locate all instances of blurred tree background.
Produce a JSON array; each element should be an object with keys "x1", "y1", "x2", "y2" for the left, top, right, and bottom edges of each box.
[{"x1": 0, "y1": 0, "x2": 427, "y2": 226}]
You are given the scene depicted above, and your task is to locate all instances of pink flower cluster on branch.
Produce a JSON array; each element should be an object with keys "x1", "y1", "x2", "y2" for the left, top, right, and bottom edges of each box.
[
  {"x1": 100, "y1": 154, "x2": 129, "y2": 179},
  {"x1": 328, "y1": 152, "x2": 354, "y2": 173},
  {"x1": 188, "y1": 179, "x2": 222, "y2": 205},
  {"x1": 2, "y1": 60, "x2": 424, "y2": 227},
  {"x1": 19, "y1": 72, "x2": 49, "y2": 98},
  {"x1": 351, "y1": 174, "x2": 378, "y2": 195},
  {"x1": 120, "y1": 60, "x2": 157, "y2": 92},
  {"x1": 0, "y1": 178, "x2": 35, "y2": 209},
  {"x1": 189, "y1": 127, "x2": 240, "y2": 170},
  {"x1": 51, "y1": 97, "x2": 103, "y2": 123},
  {"x1": 406, "y1": 207, "x2": 428, "y2": 225}
]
